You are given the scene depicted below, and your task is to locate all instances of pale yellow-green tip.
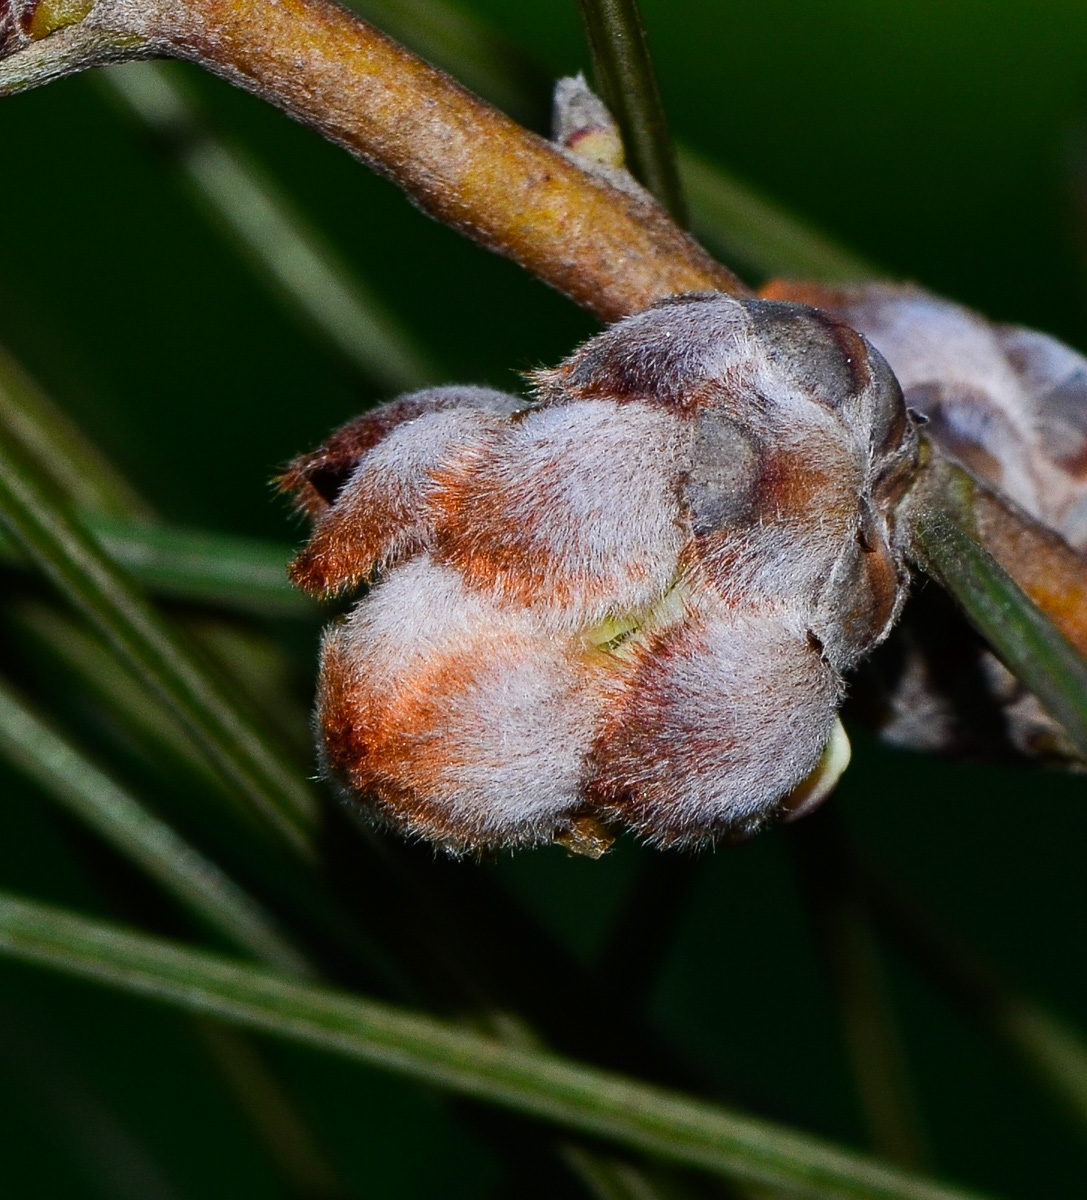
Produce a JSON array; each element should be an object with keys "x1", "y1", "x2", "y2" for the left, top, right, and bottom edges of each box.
[
  {"x1": 28, "y1": 0, "x2": 95, "y2": 41},
  {"x1": 779, "y1": 715, "x2": 852, "y2": 823}
]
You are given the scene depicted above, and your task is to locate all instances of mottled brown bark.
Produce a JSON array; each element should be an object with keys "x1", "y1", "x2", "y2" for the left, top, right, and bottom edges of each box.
[
  {"x1": 906, "y1": 444, "x2": 1087, "y2": 659},
  {"x1": 971, "y1": 484, "x2": 1087, "y2": 659}
]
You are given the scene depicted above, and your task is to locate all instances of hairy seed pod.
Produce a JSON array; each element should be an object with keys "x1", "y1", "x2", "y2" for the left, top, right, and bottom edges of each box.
[
  {"x1": 765, "y1": 279, "x2": 1087, "y2": 761},
  {"x1": 282, "y1": 292, "x2": 917, "y2": 853}
]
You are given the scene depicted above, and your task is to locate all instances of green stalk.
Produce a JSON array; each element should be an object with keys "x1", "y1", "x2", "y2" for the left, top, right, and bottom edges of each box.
[
  {"x1": 0, "y1": 421, "x2": 317, "y2": 858},
  {"x1": 0, "y1": 351, "x2": 721, "y2": 1200},
  {"x1": 87, "y1": 517, "x2": 309, "y2": 616},
  {"x1": 0, "y1": 894, "x2": 1000, "y2": 1200},
  {"x1": 6, "y1": 599, "x2": 220, "y2": 788},
  {"x1": 575, "y1": 0, "x2": 687, "y2": 223},
  {"x1": 193, "y1": 1021, "x2": 350, "y2": 1197},
  {"x1": 0, "y1": 343, "x2": 358, "y2": 1199},
  {"x1": 0, "y1": 657, "x2": 350, "y2": 1195},
  {"x1": 817, "y1": 904, "x2": 925, "y2": 1168}
]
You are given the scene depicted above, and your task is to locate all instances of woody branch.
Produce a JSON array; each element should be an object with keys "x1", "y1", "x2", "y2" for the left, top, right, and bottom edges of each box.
[
  {"x1": 0, "y1": 0, "x2": 746, "y2": 320},
  {"x1": 5, "y1": 0, "x2": 1087, "y2": 647}
]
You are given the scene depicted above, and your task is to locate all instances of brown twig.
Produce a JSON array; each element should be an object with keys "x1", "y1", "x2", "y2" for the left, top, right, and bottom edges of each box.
[
  {"x1": 0, "y1": 0, "x2": 748, "y2": 320},
  {"x1": 9, "y1": 0, "x2": 1087, "y2": 657}
]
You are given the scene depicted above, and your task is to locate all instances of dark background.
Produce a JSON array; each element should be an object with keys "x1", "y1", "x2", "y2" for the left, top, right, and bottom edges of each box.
[{"x1": 1, "y1": 1, "x2": 1086, "y2": 1196}]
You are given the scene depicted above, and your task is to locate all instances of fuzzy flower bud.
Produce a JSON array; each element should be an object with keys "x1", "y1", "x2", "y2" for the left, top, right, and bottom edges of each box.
[
  {"x1": 764, "y1": 280, "x2": 1087, "y2": 551},
  {"x1": 282, "y1": 292, "x2": 917, "y2": 853},
  {"x1": 765, "y1": 280, "x2": 1087, "y2": 760}
]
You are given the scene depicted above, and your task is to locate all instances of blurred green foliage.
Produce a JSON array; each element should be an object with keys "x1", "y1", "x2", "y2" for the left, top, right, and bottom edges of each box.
[{"x1": 2, "y1": 1, "x2": 1087, "y2": 1196}]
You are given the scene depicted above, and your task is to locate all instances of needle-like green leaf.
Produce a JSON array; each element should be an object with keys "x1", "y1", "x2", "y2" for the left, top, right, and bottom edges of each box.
[
  {"x1": 0, "y1": 420, "x2": 318, "y2": 858},
  {"x1": 908, "y1": 506, "x2": 1087, "y2": 761},
  {"x1": 790, "y1": 817, "x2": 929, "y2": 1172},
  {"x1": 194, "y1": 1022, "x2": 350, "y2": 1197},
  {"x1": 0, "y1": 680, "x2": 312, "y2": 977},
  {"x1": 678, "y1": 147, "x2": 879, "y2": 284},
  {"x1": 0, "y1": 362, "x2": 692, "y2": 1200},
  {"x1": 0, "y1": 515, "x2": 312, "y2": 616},
  {"x1": 0, "y1": 345, "x2": 154, "y2": 520},
  {"x1": 104, "y1": 62, "x2": 437, "y2": 393},
  {"x1": 0, "y1": 893, "x2": 1001, "y2": 1200},
  {"x1": 859, "y1": 864, "x2": 1087, "y2": 1146},
  {"x1": 575, "y1": 0, "x2": 687, "y2": 223},
  {"x1": 995, "y1": 1002, "x2": 1087, "y2": 1135}
]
